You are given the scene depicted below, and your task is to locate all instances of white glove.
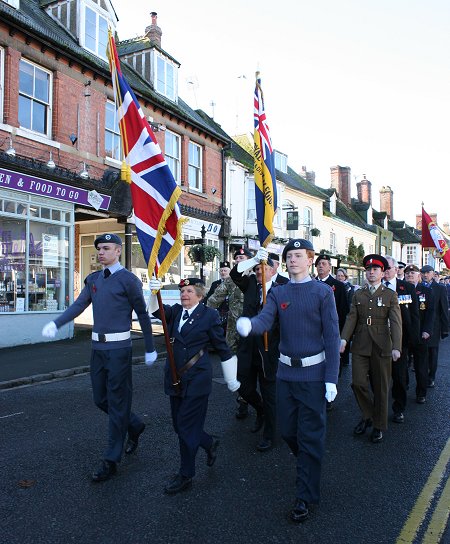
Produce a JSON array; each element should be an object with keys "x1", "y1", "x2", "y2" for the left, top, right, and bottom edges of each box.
[
  {"x1": 325, "y1": 383, "x2": 337, "y2": 402},
  {"x1": 255, "y1": 247, "x2": 269, "y2": 263},
  {"x1": 392, "y1": 349, "x2": 401, "y2": 362},
  {"x1": 149, "y1": 279, "x2": 162, "y2": 292},
  {"x1": 236, "y1": 317, "x2": 252, "y2": 337},
  {"x1": 221, "y1": 355, "x2": 241, "y2": 392},
  {"x1": 42, "y1": 321, "x2": 57, "y2": 338},
  {"x1": 339, "y1": 339, "x2": 347, "y2": 353},
  {"x1": 145, "y1": 351, "x2": 158, "y2": 366}
]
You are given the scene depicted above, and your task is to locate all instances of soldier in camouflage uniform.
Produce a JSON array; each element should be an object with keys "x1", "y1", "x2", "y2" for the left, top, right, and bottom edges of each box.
[{"x1": 207, "y1": 247, "x2": 253, "y2": 418}]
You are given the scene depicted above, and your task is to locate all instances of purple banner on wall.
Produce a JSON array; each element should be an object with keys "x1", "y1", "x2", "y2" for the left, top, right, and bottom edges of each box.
[{"x1": 0, "y1": 167, "x2": 111, "y2": 210}]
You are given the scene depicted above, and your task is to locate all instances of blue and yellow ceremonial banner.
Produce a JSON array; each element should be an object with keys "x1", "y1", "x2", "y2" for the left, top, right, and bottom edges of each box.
[{"x1": 253, "y1": 73, "x2": 277, "y2": 247}]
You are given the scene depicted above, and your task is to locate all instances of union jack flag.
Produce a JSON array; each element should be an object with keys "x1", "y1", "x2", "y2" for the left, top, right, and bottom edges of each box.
[
  {"x1": 422, "y1": 207, "x2": 450, "y2": 268},
  {"x1": 107, "y1": 30, "x2": 186, "y2": 278},
  {"x1": 254, "y1": 72, "x2": 277, "y2": 247}
]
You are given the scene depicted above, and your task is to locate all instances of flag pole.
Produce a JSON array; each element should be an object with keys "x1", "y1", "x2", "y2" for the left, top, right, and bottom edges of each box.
[{"x1": 156, "y1": 291, "x2": 181, "y2": 394}]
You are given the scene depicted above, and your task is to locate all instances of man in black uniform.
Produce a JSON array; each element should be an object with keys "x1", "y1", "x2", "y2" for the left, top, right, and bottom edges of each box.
[
  {"x1": 230, "y1": 248, "x2": 280, "y2": 452},
  {"x1": 404, "y1": 264, "x2": 435, "y2": 403},
  {"x1": 420, "y1": 264, "x2": 449, "y2": 387},
  {"x1": 268, "y1": 252, "x2": 289, "y2": 284},
  {"x1": 315, "y1": 254, "x2": 350, "y2": 384},
  {"x1": 384, "y1": 256, "x2": 420, "y2": 423}
]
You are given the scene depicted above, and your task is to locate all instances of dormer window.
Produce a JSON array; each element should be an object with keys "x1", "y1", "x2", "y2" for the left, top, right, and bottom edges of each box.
[
  {"x1": 274, "y1": 150, "x2": 287, "y2": 174},
  {"x1": 153, "y1": 50, "x2": 177, "y2": 101},
  {"x1": 82, "y1": 2, "x2": 109, "y2": 60},
  {"x1": 329, "y1": 192, "x2": 337, "y2": 215}
]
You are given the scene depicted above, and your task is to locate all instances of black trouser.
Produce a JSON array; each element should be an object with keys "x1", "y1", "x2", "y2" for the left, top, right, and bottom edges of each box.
[
  {"x1": 410, "y1": 344, "x2": 429, "y2": 398},
  {"x1": 238, "y1": 348, "x2": 276, "y2": 441},
  {"x1": 427, "y1": 346, "x2": 440, "y2": 381},
  {"x1": 391, "y1": 345, "x2": 409, "y2": 413}
]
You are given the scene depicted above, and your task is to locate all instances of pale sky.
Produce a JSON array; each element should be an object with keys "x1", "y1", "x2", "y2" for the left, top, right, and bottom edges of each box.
[{"x1": 114, "y1": 0, "x2": 450, "y2": 228}]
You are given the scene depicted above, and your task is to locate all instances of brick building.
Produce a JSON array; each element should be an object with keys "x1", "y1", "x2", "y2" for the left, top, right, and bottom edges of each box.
[{"x1": 0, "y1": 0, "x2": 229, "y2": 347}]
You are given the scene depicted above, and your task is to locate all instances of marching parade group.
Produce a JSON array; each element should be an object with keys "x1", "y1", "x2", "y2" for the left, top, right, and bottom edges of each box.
[{"x1": 41, "y1": 233, "x2": 449, "y2": 524}]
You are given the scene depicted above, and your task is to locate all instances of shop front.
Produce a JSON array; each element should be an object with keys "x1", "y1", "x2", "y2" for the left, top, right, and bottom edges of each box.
[{"x1": 0, "y1": 166, "x2": 111, "y2": 347}]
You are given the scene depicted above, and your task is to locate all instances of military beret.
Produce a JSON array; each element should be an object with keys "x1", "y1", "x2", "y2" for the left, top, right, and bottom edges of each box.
[
  {"x1": 282, "y1": 239, "x2": 314, "y2": 262},
  {"x1": 404, "y1": 264, "x2": 420, "y2": 273},
  {"x1": 178, "y1": 278, "x2": 205, "y2": 289},
  {"x1": 94, "y1": 233, "x2": 122, "y2": 248},
  {"x1": 420, "y1": 265, "x2": 434, "y2": 273},
  {"x1": 363, "y1": 254, "x2": 389, "y2": 271},
  {"x1": 233, "y1": 247, "x2": 253, "y2": 259},
  {"x1": 314, "y1": 254, "x2": 331, "y2": 267},
  {"x1": 397, "y1": 261, "x2": 406, "y2": 269},
  {"x1": 268, "y1": 252, "x2": 280, "y2": 262},
  {"x1": 219, "y1": 261, "x2": 231, "y2": 269}
]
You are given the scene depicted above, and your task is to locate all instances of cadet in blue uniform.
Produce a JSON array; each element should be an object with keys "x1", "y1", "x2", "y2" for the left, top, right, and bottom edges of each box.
[
  {"x1": 237, "y1": 239, "x2": 340, "y2": 523},
  {"x1": 149, "y1": 277, "x2": 239, "y2": 495},
  {"x1": 42, "y1": 233, "x2": 156, "y2": 482}
]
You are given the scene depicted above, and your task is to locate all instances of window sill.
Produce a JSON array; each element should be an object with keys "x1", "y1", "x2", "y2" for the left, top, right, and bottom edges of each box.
[
  {"x1": 15, "y1": 127, "x2": 61, "y2": 148},
  {"x1": 181, "y1": 186, "x2": 208, "y2": 199},
  {"x1": 105, "y1": 156, "x2": 121, "y2": 169}
]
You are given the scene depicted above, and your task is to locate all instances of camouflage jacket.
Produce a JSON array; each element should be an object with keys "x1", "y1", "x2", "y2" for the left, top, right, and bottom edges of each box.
[{"x1": 207, "y1": 276, "x2": 244, "y2": 353}]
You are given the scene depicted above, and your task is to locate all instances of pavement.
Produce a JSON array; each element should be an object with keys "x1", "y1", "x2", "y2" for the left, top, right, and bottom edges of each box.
[{"x1": 0, "y1": 323, "x2": 167, "y2": 389}]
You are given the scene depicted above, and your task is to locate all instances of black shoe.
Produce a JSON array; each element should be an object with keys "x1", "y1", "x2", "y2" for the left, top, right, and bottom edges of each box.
[
  {"x1": 290, "y1": 499, "x2": 309, "y2": 523},
  {"x1": 326, "y1": 401, "x2": 333, "y2": 412},
  {"x1": 164, "y1": 474, "x2": 192, "y2": 495},
  {"x1": 353, "y1": 418, "x2": 373, "y2": 435},
  {"x1": 235, "y1": 400, "x2": 249, "y2": 420},
  {"x1": 125, "y1": 423, "x2": 146, "y2": 454},
  {"x1": 392, "y1": 412, "x2": 405, "y2": 424},
  {"x1": 416, "y1": 396, "x2": 426, "y2": 404},
  {"x1": 370, "y1": 428, "x2": 383, "y2": 443},
  {"x1": 92, "y1": 460, "x2": 117, "y2": 482},
  {"x1": 427, "y1": 380, "x2": 435, "y2": 388},
  {"x1": 206, "y1": 438, "x2": 220, "y2": 467},
  {"x1": 251, "y1": 413, "x2": 264, "y2": 433},
  {"x1": 256, "y1": 439, "x2": 273, "y2": 452}
]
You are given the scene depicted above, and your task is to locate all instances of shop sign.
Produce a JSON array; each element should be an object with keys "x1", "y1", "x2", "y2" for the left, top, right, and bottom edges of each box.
[{"x1": 0, "y1": 167, "x2": 111, "y2": 210}]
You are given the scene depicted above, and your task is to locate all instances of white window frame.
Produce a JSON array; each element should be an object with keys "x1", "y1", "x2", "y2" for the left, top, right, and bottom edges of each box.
[
  {"x1": 18, "y1": 58, "x2": 52, "y2": 138},
  {"x1": 153, "y1": 50, "x2": 178, "y2": 102},
  {"x1": 81, "y1": 1, "x2": 109, "y2": 60},
  {"x1": 188, "y1": 141, "x2": 202, "y2": 192},
  {"x1": 105, "y1": 100, "x2": 121, "y2": 161},
  {"x1": 406, "y1": 245, "x2": 417, "y2": 264},
  {"x1": 330, "y1": 232, "x2": 337, "y2": 254},
  {"x1": 165, "y1": 130, "x2": 181, "y2": 184},
  {"x1": 303, "y1": 207, "x2": 312, "y2": 240},
  {"x1": 246, "y1": 179, "x2": 256, "y2": 221}
]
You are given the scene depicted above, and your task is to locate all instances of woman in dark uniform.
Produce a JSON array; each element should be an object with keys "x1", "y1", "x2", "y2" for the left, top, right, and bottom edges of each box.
[{"x1": 149, "y1": 277, "x2": 239, "y2": 495}]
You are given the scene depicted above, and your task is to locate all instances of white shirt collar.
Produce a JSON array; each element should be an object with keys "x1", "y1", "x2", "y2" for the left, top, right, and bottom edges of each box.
[
  {"x1": 385, "y1": 278, "x2": 397, "y2": 290},
  {"x1": 104, "y1": 262, "x2": 123, "y2": 275},
  {"x1": 182, "y1": 303, "x2": 199, "y2": 318}
]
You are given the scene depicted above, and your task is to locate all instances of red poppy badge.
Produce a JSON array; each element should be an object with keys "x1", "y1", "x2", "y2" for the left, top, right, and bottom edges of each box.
[{"x1": 280, "y1": 301, "x2": 290, "y2": 310}]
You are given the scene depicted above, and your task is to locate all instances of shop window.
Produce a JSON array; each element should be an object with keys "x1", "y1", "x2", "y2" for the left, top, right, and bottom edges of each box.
[
  {"x1": 18, "y1": 59, "x2": 52, "y2": 136},
  {"x1": 0, "y1": 194, "x2": 72, "y2": 313}
]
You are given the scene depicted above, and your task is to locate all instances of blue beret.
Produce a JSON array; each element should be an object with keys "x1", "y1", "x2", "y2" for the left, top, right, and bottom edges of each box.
[
  {"x1": 94, "y1": 233, "x2": 122, "y2": 248},
  {"x1": 420, "y1": 265, "x2": 434, "y2": 273},
  {"x1": 282, "y1": 239, "x2": 314, "y2": 261}
]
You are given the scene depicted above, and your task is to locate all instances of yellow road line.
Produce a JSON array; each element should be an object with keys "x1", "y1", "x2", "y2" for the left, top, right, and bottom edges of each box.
[
  {"x1": 396, "y1": 437, "x2": 450, "y2": 544},
  {"x1": 422, "y1": 474, "x2": 450, "y2": 544}
]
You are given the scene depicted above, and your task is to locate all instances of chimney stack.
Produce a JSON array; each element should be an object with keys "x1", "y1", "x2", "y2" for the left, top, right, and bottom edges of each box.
[
  {"x1": 145, "y1": 12, "x2": 162, "y2": 47},
  {"x1": 330, "y1": 165, "x2": 351, "y2": 206},
  {"x1": 356, "y1": 175, "x2": 372, "y2": 205},
  {"x1": 379, "y1": 186, "x2": 394, "y2": 219}
]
